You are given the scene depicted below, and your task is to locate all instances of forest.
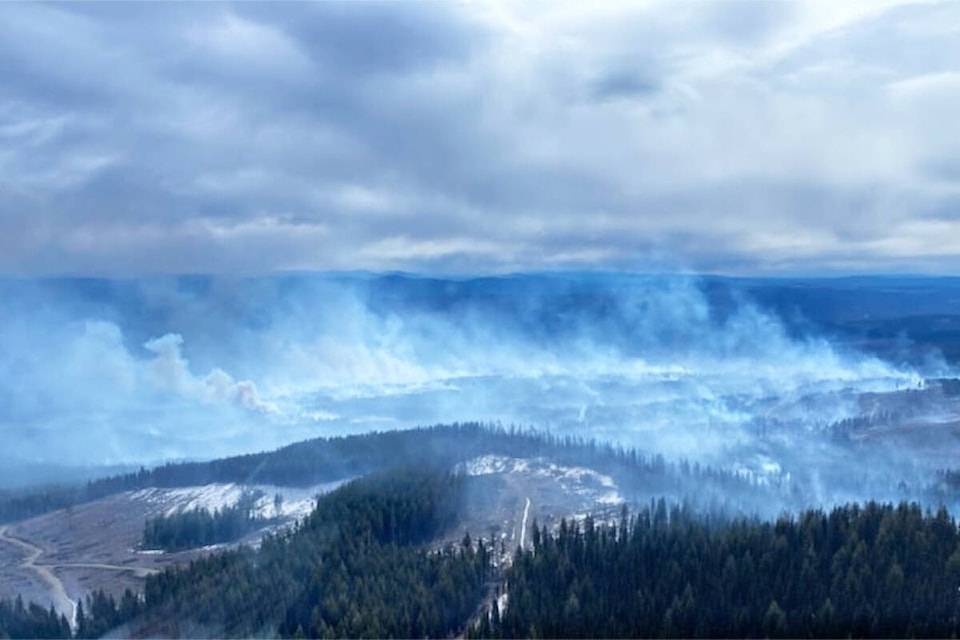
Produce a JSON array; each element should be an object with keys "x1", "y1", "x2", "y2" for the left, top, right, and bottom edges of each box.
[
  {"x1": 10, "y1": 480, "x2": 960, "y2": 637},
  {"x1": 8, "y1": 423, "x2": 960, "y2": 637},
  {"x1": 0, "y1": 597, "x2": 70, "y2": 640},
  {"x1": 141, "y1": 489, "x2": 271, "y2": 551},
  {"x1": 88, "y1": 466, "x2": 483, "y2": 638},
  {"x1": 0, "y1": 422, "x2": 770, "y2": 525},
  {"x1": 7, "y1": 463, "x2": 960, "y2": 637},
  {"x1": 482, "y1": 502, "x2": 960, "y2": 638}
]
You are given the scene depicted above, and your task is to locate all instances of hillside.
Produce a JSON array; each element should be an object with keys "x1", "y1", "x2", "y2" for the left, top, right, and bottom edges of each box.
[
  {"x1": 6, "y1": 421, "x2": 960, "y2": 637},
  {"x1": 0, "y1": 423, "x2": 794, "y2": 638}
]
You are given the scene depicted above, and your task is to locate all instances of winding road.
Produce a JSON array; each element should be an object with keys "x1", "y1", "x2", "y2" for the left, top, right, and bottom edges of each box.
[
  {"x1": 0, "y1": 525, "x2": 77, "y2": 627},
  {"x1": 0, "y1": 525, "x2": 160, "y2": 629}
]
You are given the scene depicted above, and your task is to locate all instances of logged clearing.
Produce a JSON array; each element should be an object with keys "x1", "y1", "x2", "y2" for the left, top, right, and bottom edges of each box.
[{"x1": 0, "y1": 482, "x2": 341, "y2": 619}]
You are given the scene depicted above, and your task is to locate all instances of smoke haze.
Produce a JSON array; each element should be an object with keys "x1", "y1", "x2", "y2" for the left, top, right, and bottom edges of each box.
[{"x1": 0, "y1": 272, "x2": 954, "y2": 509}]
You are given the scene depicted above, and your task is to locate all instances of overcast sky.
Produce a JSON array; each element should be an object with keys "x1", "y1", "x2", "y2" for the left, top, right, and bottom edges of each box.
[{"x1": 1, "y1": 1, "x2": 958, "y2": 277}]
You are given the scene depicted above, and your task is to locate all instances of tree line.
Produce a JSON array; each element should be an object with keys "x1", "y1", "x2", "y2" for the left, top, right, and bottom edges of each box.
[
  {"x1": 141, "y1": 489, "x2": 271, "y2": 551},
  {"x1": 0, "y1": 596, "x2": 69, "y2": 640},
  {"x1": 480, "y1": 500, "x2": 960, "y2": 638},
  {"x1": 1, "y1": 422, "x2": 774, "y2": 525}
]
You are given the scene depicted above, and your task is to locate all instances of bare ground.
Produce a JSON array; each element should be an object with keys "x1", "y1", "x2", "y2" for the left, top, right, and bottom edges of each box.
[
  {"x1": 0, "y1": 492, "x2": 222, "y2": 621},
  {"x1": 0, "y1": 482, "x2": 340, "y2": 622}
]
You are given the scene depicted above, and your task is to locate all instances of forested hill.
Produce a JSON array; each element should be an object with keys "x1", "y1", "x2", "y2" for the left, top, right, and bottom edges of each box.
[
  {"x1": 88, "y1": 467, "x2": 482, "y2": 639},
  {"x1": 483, "y1": 502, "x2": 960, "y2": 639},
  {"x1": 3, "y1": 466, "x2": 486, "y2": 639},
  {"x1": 9, "y1": 470, "x2": 960, "y2": 638},
  {"x1": 0, "y1": 423, "x2": 514, "y2": 523},
  {"x1": 0, "y1": 422, "x2": 764, "y2": 525}
]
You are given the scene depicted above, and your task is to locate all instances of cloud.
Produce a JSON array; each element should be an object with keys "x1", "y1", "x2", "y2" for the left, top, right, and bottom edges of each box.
[{"x1": 0, "y1": 1, "x2": 957, "y2": 276}]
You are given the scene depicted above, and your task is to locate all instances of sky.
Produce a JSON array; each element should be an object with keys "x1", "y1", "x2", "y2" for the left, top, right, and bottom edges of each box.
[{"x1": 1, "y1": 0, "x2": 959, "y2": 277}]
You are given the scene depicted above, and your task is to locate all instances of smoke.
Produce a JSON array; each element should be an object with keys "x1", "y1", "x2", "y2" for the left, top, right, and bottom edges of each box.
[
  {"x1": 144, "y1": 333, "x2": 278, "y2": 415},
  {"x1": 0, "y1": 272, "x2": 953, "y2": 512}
]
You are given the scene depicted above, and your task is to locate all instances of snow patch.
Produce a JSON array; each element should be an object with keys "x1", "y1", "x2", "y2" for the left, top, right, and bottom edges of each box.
[
  {"x1": 458, "y1": 455, "x2": 624, "y2": 507},
  {"x1": 131, "y1": 480, "x2": 348, "y2": 521},
  {"x1": 460, "y1": 455, "x2": 530, "y2": 476}
]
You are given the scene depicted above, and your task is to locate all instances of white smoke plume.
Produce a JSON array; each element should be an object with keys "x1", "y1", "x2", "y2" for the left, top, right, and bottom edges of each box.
[{"x1": 144, "y1": 333, "x2": 279, "y2": 415}]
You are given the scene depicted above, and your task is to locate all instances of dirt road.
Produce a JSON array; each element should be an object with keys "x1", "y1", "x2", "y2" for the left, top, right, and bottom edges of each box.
[
  {"x1": 0, "y1": 524, "x2": 163, "y2": 629},
  {"x1": 0, "y1": 525, "x2": 77, "y2": 626},
  {"x1": 50, "y1": 562, "x2": 159, "y2": 577}
]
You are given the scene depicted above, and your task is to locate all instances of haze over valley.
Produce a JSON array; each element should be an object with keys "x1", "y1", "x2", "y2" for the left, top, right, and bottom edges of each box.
[
  {"x1": 2, "y1": 272, "x2": 956, "y2": 506},
  {"x1": 3, "y1": 0, "x2": 960, "y2": 637}
]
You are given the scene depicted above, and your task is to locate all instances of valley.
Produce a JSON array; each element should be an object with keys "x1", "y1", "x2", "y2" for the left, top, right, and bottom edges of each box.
[{"x1": 3, "y1": 274, "x2": 960, "y2": 637}]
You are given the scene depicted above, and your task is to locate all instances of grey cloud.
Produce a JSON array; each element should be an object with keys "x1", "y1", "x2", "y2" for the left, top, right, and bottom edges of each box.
[
  {"x1": 591, "y1": 70, "x2": 659, "y2": 101},
  {"x1": 0, "y1": 2, "x2": 958, "y2": 276},
  {"x1": 923, "y1": 158, "x2": 960, "y2": 185},
  {"x1": 699, "y1": 0, "x2": 796, "y2": 46},
  {"x1": 248, "y1": 2, "x2": 483, "y2": 75}
]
